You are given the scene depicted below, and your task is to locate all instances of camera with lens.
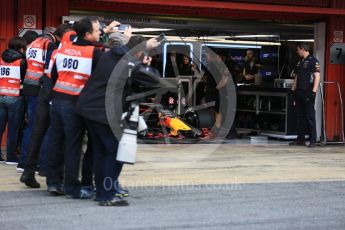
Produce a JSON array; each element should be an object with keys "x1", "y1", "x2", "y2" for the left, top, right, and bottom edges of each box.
[{"x1": 117, "y1": 103, "x2": 140, "y2": 164}]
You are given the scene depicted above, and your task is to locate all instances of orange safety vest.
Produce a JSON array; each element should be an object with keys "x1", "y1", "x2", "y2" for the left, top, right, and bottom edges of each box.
[
  {"x1": 60, "y1": 31, "x2": 77, "y2": 47},
  {"x1": 46, "y1": 32, "x2": 76, "y2": 78},
  {"x1": 25, "y1": 37, "x2": 51, "y2": 86},
  {"x1": 0, "y1": 58, "x2": 21, "y2": 96},
  {"x1": 53, "y1": 44, "x2": 94, "y2": 96}
]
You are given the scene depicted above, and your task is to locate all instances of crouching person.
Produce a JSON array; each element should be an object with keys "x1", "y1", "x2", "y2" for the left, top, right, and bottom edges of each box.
[{"x1": 76, "y1": 34, "x2": 161, "y2": 206}]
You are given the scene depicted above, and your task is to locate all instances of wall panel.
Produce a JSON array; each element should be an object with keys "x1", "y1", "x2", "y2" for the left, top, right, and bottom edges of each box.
[
  {"x1": 17, "y1": 0, "x2": 43, "y2": 29},
  {"x1": 224, "y1": 0, "x2": 329, "y2": 7},
  {"x1": 324, "y1": 15, "x2": 345, "y2": 141},
  {"x1": 0, "y1": 1, "x2": 15, "y2": 61},
  {"x1": 45, "y1": 0, "x2": 70, "y2": 27}
]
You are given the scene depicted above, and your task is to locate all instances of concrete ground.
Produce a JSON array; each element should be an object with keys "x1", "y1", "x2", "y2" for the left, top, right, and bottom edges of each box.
[{"x1": 0, "y1": 143, "x2": 345, "y2": 229}]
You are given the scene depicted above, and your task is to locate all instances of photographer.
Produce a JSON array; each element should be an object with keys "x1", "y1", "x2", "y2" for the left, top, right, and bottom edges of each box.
[
  {"x1": 76, "y1": 35, "x2": 160, "y2": 206},
  {"x1": 45, "y1": 17, "x2": 121, "y2": 198}
]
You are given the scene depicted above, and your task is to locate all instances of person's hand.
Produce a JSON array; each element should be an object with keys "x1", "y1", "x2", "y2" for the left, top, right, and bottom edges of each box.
[
  {"x1": 244, "y1": 74, "x2": 254, "y2": 80},
  {"x1": 146, "y1": 38, "x2": 160, "y2": 50},
  {"x1": 311, "y1": 90, "x2": 316, "y2": 100},
  {"x1": 191, "y1": 65, "x2": 196, "y2": 72},
  {"x1": 142, "y1": 56, "x2": 152, "y2": 66},
  {"x1": 123, "y1": 26, "x2": 132, "y2": 38},
  {"x1": 103, "y1": 21, "x2": 121, "y2": 34}
]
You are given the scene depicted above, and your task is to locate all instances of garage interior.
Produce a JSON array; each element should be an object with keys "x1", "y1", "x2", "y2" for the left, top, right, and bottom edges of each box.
[{"x1": 62, "y1": 12, "x2": 329, "y2": 144}]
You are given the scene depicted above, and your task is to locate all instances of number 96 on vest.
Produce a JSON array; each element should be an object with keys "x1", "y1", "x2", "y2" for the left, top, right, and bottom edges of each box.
[{"x1": 0, "y1": 67, "x2": 10, "y2": 76}]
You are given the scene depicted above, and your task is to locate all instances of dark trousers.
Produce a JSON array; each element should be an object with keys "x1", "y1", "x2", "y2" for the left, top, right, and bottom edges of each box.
[
  {"x1": 295, "y1": 90, "x2": 317, "y2": 142},
  {"x1": 84, "y1": 118, "x2": 123, "y2": 201},
  {"x1": 45, "y1": 100, "x2": 84, "y2": 195},
  {"x1": 0, "y1": 97, "x2": 24, "y2": 161},
  {"x1": 81, "y1": 136, "x2": 94, "y2": 187},
  {"x1": 20, "y1": 96, "x2": 38, "y2": 164},
  {"x1": 24, "y1": 96, "x2": 50, "y2": 174}
]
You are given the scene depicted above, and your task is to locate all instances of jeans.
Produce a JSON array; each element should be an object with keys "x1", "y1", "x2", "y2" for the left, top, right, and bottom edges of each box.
[
  {"x1": 0, "y1": 96, "x2": 24, "y2": 161},
  {"x1": 81, "y1": 136, "x2": 94, "y2": 188},
  {"x1": 45, "y1": 99, "x2": 84, "y2": 195},
  {"x1": 84, "y1": 118, "x2": 123, "y2": 201},
  {"x1": 24, "y1": 95, "x2": 50, "y2": 174},
  {"x1": 20, "y1": 96, "x2": 38, "y2": 164}
]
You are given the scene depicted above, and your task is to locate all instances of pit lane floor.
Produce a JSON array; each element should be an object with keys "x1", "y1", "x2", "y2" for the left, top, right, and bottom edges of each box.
[{"x1": 0, "y1": 142, "x2": 344, "y2": 229}]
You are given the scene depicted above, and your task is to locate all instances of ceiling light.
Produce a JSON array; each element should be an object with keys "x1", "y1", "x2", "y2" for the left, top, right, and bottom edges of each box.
[
  {"x1": 232, "y1": 34, "x2": 280, "y2": 38},
  {"x1": 286, "y1": 39, "x2": 314, "y2": 42},
  {"x1": 130, "y1": 28, "x2": 173, "y2": 33},
  {"x1": 201, "y1": 43, "x2": 261, "y2": 49},
  {"x1": 140, "y1": 35, "x2": 280, "y2": 45}
]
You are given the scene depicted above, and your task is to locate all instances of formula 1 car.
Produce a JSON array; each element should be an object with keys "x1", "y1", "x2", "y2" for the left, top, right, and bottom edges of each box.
[{"x1": 138, "y1": 102, "x2": 215, "y2": 142}]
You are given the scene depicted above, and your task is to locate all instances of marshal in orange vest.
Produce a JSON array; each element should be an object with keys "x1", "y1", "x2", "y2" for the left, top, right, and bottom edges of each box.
[
  {"x1": 0, "y1": 58, "x2": 21, "y2": 96},
  {"x1": 53, "y1": 43, "x2": 94, "y2": 96},
  {"x1": 25, "y1": 37, "x2": 52, "y2": 86}
]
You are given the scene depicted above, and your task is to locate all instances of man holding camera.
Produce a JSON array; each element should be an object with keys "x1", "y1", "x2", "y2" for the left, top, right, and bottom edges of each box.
[
  {"x1": 76, "y1": 34, "x2": 160, "y2": 206},
  {"x1": 290, "y1": 43, "x2": 320, "y2": 147},
  {"x1": 45, "y1": 17, "x2": 121, "y2": 198}
]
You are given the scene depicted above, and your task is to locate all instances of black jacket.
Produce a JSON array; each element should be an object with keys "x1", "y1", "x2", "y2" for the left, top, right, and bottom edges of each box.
[
  {"x1": 179, "y1": 63, "x2": 194, "y2": 76},
  {"x1": 76, "y1": 46, "x2": 162, "y2": 127},
  {"x1": 242, "y1": 59, "x2": 260, "y2": 83},
  {"x1": 1, "y1": 49, "x2": 27, "y2": 94},
  {"x1": 296, "y1": 54, "x2": 320, "y2": 91}
]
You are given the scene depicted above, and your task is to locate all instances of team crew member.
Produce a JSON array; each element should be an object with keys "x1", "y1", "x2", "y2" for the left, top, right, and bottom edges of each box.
[
  {"x1": 18, "y1": 27, "x2": 60, "y2": 172},
  {"x1": 241, "y1": 49, "x2": 261, "y2": 84},
  {"x1": 45, "y1": 17, "x2": 118, "y2": 198},
  {"x1": 179, "y1": 55, "x2": 195, "y2": 76},
  {"x1": 76, "y1": 35, "x2": 160, "y2": 206},
  {"x1": 0, "y1": 37, "x2": 27, "y2": 164},
  {"x1": 290, "y1": 43, "x2": 320, "y2": 147},
  {"x1": 20, "y1": 24, "x2": 72, "y2": 188}
]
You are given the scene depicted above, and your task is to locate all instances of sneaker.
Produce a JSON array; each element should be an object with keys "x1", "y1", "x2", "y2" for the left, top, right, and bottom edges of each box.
[
  {"x1": 34, "y1": 165, "x2": 39, "y2": 174},
  {"x1": 99, "y1": 196, "x2": 129, "y2": 206},
  {"x1": 289, "y1": 140, "x2": 306, "y2": 146},
  {"x1": 81, "y1": 185, "x2": 96, "y2": 195},
  {"x1": 5, "y1": 159, "x2": 19, "y2": 165},
  {"x1": 16, "y1": 163, "x2": 25, "y2": 173},
  {"x1": 47, "y1": 185, "x2": 65, "y2": 196},
  {"x1": 66, "y1": 188, "x2": 93, "y2": 199},
  {"x1": 20, "y1": 172, "x2": 40, "y2": 188},
  {"x1": 115, "y1": 181, "x2": 129, "y2": 197},
  {"x1": 0, "y1": 156, "x2": 5, "y2": 163}
]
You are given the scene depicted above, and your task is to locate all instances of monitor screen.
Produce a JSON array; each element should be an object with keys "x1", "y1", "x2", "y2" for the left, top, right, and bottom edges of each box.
[
  {"x1": 259, "y1": 46, "x2": 278, "y2": 64},
  {"x1": 260, "y1": 64, "x2": 278, "y2": 78}
]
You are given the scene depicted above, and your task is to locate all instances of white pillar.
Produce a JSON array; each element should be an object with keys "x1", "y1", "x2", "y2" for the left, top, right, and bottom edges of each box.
[{"x1": 314, "y1": 22, "x2": 326, "y2": 141}]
